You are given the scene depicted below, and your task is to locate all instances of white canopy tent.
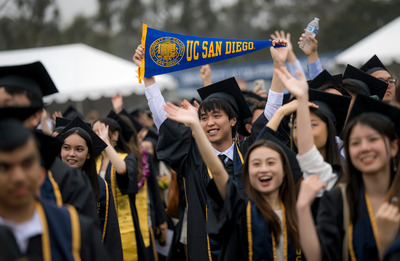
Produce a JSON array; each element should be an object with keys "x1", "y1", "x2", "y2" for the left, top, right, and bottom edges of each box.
[
  {"x1": 0, "y1": 43, "x2": 177, "y2": 104},
  {"x1": 334, "y1": 16, "x2": 400, "y2": 67}
]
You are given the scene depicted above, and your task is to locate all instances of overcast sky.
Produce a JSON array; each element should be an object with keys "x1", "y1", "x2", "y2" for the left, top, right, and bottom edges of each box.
[{"x1": 55, "y1": 0, "x2": 99, "y2": 26}]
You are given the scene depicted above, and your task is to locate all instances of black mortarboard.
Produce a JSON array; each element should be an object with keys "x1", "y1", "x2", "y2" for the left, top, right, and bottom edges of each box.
[
  {"x1": 119, "y1": 109, "x2": 143, "y2": 133},
  {"x1": 0, "y1": 106, "x2": 42, "y2": 122},
  {"x1": 0, "y1": 61, "x2": 58, "y2": 97},
  {"x1": 63, "y1": 106, "x2": 82, "y2": 120},
  {"x1": 347, "y1": 94, "x2": 400, "y2": 138},
  {"x1": 57, "y1": 117, "x2": 107, "y2": 158},
  {"x1": 35, "y1": 131, "x2": 63, "y2": 169},
  {"x1": 55, "y1": 117, "x2": 72, "y2": 129},
  {"x1": 197, "y1": 77, "x2": 252, "y2": 121},
  {"x1": 107, "y1": 110, "x2": 134, "y2": 142},
  {"x1": 343, "y1": 64, "x2": 388, "y2": 100},
  {"x1": 190, "y1": 97, "x2": 201, "y2": 106},
  {"x1": 360, "y1": 55, "x2": 389, "y2": 75},
  {"x1": 308, "y1": 88, "x2": 351, "y2": 135},
  {"x1": 308, "y1": 70, "x2": 349, "y2": 96}
]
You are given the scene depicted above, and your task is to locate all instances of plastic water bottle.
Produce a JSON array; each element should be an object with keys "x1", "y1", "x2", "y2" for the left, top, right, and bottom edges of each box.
[{"x1": 300, "y1": 17, "x2": 319, "y2": 50}]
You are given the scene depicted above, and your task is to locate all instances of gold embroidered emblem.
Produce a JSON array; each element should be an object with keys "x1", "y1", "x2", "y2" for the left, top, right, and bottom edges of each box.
[{"x1": 150, "y1": 37, "x2": 185, "y2": 67}]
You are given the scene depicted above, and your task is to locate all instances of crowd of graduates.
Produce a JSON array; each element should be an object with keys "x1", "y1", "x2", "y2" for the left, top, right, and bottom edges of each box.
[{"x1": 1, "y1": 28, "x2": 400, "y2": 261}]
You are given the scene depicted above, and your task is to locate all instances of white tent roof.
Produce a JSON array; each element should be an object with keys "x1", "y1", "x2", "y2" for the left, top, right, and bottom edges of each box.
[
  {"x1": 0, "y1": 44, "x2": 177, "y2": 104},
  {"x1": 334, "y1": 16, "x2": 400, "y2": 67}
]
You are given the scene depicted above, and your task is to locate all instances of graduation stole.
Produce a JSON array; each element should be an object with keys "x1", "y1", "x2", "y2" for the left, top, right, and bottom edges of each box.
[
  {"x1": 138, "y1": 24, "x2": 284, "y2": 82},
  {"x1": 246, "y1": 201, "x2": 301, "y2": 261},
  {"x1": 35, "y1": 200, "x2": 81, "y2": 261},
  {"x1": 348, "y1": 189, "x2": 380, "y2": 261},
  {"x1": 97, "y1": 176, "x2": 109, "y2": 242},
  {"x1": 40, "y1": 170, "x2": 63, "y2": 207},
  {"x1": 96, "y1": 153, "x2": 138, "y2": 261}
]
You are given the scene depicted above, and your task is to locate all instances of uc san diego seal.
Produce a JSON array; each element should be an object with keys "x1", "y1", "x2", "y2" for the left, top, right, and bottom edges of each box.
[{"x1": 149, "y1": 37, "x2": 185, "y2": 67}]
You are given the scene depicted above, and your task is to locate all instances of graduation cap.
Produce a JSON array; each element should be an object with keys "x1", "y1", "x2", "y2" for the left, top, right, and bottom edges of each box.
[
  {"x1": 36, "y1": 131, "x2": 63, "y2": 169},
  {"x1": 347, "y1": 94, "x2": 400, "y2": 138},
  {"x1": 107, "y1": 110, "x2": 134, "y2": 142},
  {"x1": 197, "y1": 77, "x2": 252, "y2": 121},
  {"x1": 119, "y1": 109, "x2": 143, "y2": 133},
  {"x1": 55, "y1": 117, "x2": 72, "y2": 129},
  {"x1": 360, "y1": 55, "x2": 389, "y2": 75},
  {"x1": 63, "y1": 105, "x2": 82, "y2": 120},
  {"x1": 343, "y1": 64, "x2": 388, "y2": 100},
  {"x1": 0, "y1": 61, "x2": 58, "y2": 98},
  {"x1": 308, "y1": 88, "x2": 351, "y2": 135},
  {"x1": 57, "y1": 117, "x2": 107, "y2": 158},
  {"x1": 0, "y1": 106, "x2": 42, "y2": 122},
  {"x1": 308, "y1": 70, "x2": 347, "y2": 94}
]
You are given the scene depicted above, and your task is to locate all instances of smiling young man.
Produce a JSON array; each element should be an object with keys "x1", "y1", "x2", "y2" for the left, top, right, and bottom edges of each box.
[{"x1": 0, "y1": 118, "x2": 108, "y2": 260}]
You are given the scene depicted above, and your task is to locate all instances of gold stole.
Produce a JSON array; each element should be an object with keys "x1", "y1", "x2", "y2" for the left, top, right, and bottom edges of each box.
[
  {"x1": 96, "y1": 153, "x2": 138, "y2": 261},
  {"x1": 47, "y1": 170, "x2": 63, "y2": 207}
]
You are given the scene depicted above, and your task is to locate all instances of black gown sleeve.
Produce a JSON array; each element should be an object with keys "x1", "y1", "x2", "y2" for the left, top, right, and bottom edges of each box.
[
  {"x1": 115, "y1": 154, "x2": 138, "y2": 195},
  {"x1": 50, "y1": 158, "x2": 99, "y2": 225},
  {"x1": 147, "y1": 153, "x2": 168, "y2": 228},
  {"x1": 316, "y1": 187, "x2": 344, "y2": 261},
  {"x1": 156, "y1": 119, "x2": 194, "y2": 175}
]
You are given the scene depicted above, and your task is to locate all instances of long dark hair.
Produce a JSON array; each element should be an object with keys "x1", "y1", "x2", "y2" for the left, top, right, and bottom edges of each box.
[
  {"x1": 343, "y1": 113, "x2": 400, "y2": 222},
  {"x1": 94, "y1": 118, "x2": 131, "y2": 154},
  {"x1": 291, "y1": 108, "x2": 342, "y2": 168},
  {"x1": 61, "y1": 128, "x2": 100, "y2": 200},
  {"x1": 242, "y1": 140, "x2": 299, "y2": 248}
]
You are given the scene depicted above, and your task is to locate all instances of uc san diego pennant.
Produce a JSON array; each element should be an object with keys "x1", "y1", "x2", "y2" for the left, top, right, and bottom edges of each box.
[{"x1": 138, "y1": 24, "x2": 283, "y2": 82}]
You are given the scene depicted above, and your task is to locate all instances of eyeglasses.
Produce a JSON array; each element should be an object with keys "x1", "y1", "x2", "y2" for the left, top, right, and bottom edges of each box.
[{"x1": 382, "y1": 78, "x2": 397, "y2": 85}]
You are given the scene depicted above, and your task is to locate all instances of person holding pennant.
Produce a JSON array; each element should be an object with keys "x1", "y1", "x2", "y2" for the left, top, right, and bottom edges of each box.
[{"x1": 133, "y1": 35, "x2": 306, "y2": 261}]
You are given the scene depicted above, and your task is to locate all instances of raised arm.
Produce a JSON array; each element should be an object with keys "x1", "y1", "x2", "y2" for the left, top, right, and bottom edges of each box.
[
  {"x1": 133, "y1": 44, "x2": 166, "y2": 129},
  {"x1": 264, "y1": 38, "x2": 288, "y2": 121},
  {"x1": 164, "y1": 100, "x2": 229, "y2": 199}
]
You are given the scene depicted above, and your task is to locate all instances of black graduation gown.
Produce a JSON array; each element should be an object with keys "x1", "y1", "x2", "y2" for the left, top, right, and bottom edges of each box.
[
  {"x1": 147, "y1": 153, "x2": 168, "y2": 243},
  {"x1": 316, "y1": 187, "x2": 380, "y2": 261},
  {"x1": 41, "y1": 158, "x2": 99, "y2": 224},
  {"x1": 0, "y1": 199, "x2": 109, "y2": 261},
  {"x1": 98, "y1": 176, "x2": 123, "y2": 261},
  {"x1": 207, "y1": 178, "x2": 303, "y2": 261},
  {"x1": 103, "y1": 153, "x2": 150, "y2": 261}
]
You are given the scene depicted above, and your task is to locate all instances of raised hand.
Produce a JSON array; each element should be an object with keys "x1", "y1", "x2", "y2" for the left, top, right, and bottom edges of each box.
[
  {"x1": 200, "y1": 64, "x2": 212, "y2": 86},
  {"x1": 376, "y1": 202, "x2": 400, "y2": 256},
  {"x1": 297, "y1": 176, "x2": 327, "y2": 208},
  {"x1": 275, "y1": 67, "x2": 308, "y2": 100},
  {"x1": 164, "y1": 100, "x2": 199, "y2": 126},
  {"x1": 111, "y1": 94, "x2": 124, "y2": 114},
  {"x1": 270, "y1": 30, "x2": 293, "y2": 55},
  {"x1": 270, "y1": 38, "x2": 288, "y2": 68},
  {"x1": 133, "y1": 44, "x2": 145, "y2": 67},
  {"x1": 279, "y1": 99, "x2": 319, "y2": 117},
  {"x1": 97, "y1": 122, "x2": 111, "y2": 146},
  {"x1": 298, "y1": 29, "x2": 319, "y2": 62}
]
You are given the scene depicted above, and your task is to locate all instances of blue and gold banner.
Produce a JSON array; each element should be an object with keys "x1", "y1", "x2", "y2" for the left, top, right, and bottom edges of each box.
[{"x1": 138, "y1": 24, "x2": 283, "y2": 82}]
